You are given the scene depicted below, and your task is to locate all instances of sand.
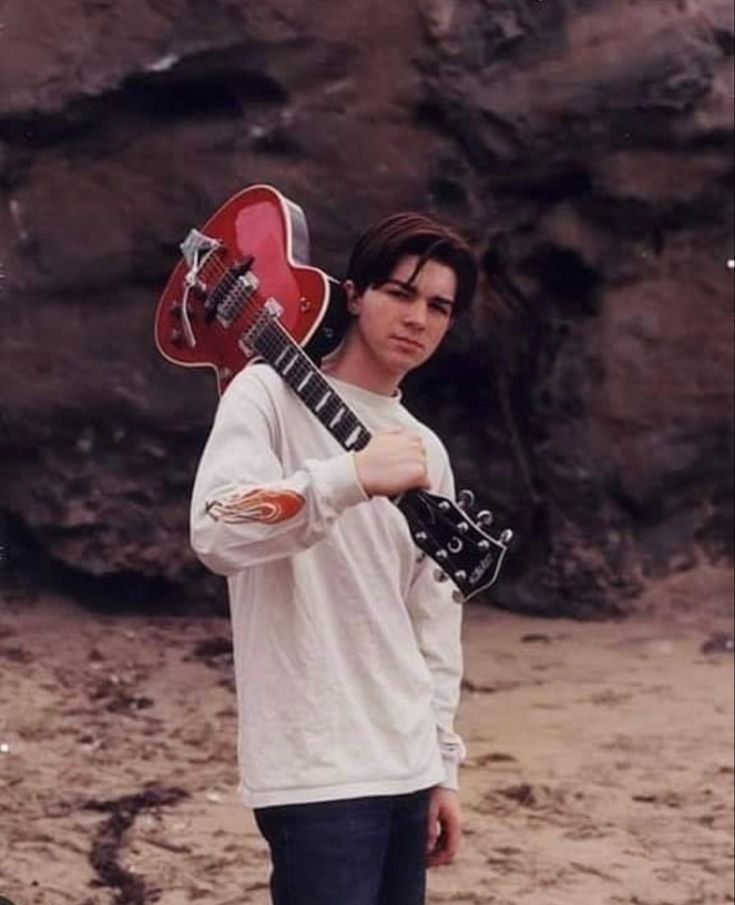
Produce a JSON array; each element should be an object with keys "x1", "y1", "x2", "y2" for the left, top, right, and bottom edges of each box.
[{"x1": 0, "y1": 564, "x2": 732, "y2": 905}]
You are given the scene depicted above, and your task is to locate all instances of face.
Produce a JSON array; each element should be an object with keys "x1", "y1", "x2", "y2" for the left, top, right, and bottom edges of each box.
[{"x1": 345, "y1": 255, "x2": 457, "y2": 386}]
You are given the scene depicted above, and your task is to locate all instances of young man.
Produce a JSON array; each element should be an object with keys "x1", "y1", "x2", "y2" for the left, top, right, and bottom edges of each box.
[{"x1": 190, "y1": 211, "x2": 478, "y2": 905}]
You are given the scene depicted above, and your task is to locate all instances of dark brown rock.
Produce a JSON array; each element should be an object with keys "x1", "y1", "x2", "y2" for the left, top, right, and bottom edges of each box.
[{"x1": 1, "y1": 0, "x2": 732, "y2": 616}]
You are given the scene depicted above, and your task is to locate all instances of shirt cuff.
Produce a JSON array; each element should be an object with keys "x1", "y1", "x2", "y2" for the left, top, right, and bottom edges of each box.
[
  {"x1": 306, "y1": 452, "x2": 369, "y2": 515},
  {"x1": 440, "y1": 753, "x2": 461, "y2": 791}
]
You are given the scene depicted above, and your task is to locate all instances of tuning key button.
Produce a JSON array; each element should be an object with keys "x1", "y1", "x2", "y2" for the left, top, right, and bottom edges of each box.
[
  {"x1": 476, "y1": 509, "x2": 493, "y2": 526},
  {"x1": 415, "y1": 531, "x2": 428, "y2": 543},
  {"x1": 452, "y1": 590, "x2": 465, "y2": 604},
  {"x1": 457, "y1": 489, "x2": 475, "y2": 509},
  {"x1": 458, "y1": 522, "x2": 469, "y2": 534},
  {"x1": 454, "y1": 570, "x2": 467, "y2": 583},
  {"x1": 500, "y1": 529, "x2": 514, "y2": 545},
  {"x1": 438, "y1": 501, "x2": 451, "y2": 512},
  {"x1": 434, "y1": 570, "x2": 449, "y2": 583},
  {"x1": 416, "y1": 552, "x2": 427, "y2": 564},
  {"x1": 478, "y1": 540, "x2": 490, "y2": 551}
]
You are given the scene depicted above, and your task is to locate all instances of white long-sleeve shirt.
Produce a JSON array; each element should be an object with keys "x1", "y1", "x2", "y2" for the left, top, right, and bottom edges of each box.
[{"x1": 190, "y1": 362, "x2": 465, "y2": 808}]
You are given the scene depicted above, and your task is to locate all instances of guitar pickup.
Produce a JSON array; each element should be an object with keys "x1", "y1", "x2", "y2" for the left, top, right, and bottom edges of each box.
[{"x1": 204, "y1": 256, "x2": 256, "y2": 323}]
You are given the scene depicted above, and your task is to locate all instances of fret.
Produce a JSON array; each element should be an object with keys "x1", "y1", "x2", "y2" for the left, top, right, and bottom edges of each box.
[
  {"x1": 315, "y1": 392, "x2": 331, "y2": 412},
  {"x1": 282, "y1": 352, "x2": 299, "y2": 375},
  {"x1": 330, "y1": 407, "x2": 345, "y2": 428},
  {"x1": 297, "y1": 373, "x2": 312, "y2": 392},
  {"x1": 345, "y1": 425, "x2": 363, "y2": 449}
]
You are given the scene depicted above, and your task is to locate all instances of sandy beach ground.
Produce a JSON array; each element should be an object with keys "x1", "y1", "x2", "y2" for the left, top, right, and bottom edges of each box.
[{"x1": 1, "y1": 565, "x2": 732, "y2": 905}]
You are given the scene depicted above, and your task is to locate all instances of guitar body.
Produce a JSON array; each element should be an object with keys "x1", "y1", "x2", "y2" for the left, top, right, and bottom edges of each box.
[{"x1": 155, "y1": 184, "x2": 347, "y2": 395}]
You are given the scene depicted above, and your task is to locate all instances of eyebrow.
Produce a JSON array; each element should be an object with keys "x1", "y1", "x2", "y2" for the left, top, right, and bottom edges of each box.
[{"x1": 383, "y1": 279, "x2": 456, "y2": 308}]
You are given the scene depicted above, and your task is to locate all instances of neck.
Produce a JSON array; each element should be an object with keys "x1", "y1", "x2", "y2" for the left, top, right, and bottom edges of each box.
[{"x1": 321, "y1": 335, "x2": 403, "y2": 397}]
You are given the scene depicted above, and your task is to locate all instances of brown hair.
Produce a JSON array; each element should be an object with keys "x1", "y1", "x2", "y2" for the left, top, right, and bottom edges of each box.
[{"x1": 345, "y1": 212, "x2": 478, "y2": 318}]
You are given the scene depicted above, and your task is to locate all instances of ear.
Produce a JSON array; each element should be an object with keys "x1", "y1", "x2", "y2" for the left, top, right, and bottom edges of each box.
[{"x1": 343, "y1": 280, "x2": 361, "y2": 315}]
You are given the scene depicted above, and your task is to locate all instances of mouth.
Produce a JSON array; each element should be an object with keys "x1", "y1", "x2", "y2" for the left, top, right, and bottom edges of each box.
[{"x1": 391, "y1": 336, "x2": 424, "y2": 351}]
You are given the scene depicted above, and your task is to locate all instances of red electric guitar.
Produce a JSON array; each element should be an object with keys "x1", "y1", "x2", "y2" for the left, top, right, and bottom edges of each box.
[{"x1": 155, "y1": 184, "x2": 513, "y2": 600}]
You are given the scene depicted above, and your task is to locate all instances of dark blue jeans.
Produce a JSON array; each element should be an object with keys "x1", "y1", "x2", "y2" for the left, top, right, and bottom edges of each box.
[{"x1": 254, "y1": 789, "x2": 431, "y2": 905}]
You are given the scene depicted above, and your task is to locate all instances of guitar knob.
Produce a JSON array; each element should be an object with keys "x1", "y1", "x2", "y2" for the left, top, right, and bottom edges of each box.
[
  {"x1": 436, "y1": 550, "x2": 448, "y2": 562},
  {"x1": 457, "y1": 489, "x2": 475, "y2": 509},
  {"x1": 170, "y1": 303, "x2": 182, "y2": 318},
  {"x1": 454, "y1": 570, "x2": 467, "y2": 582},
  {"x1": 477, "y1": 509, "x2": 493, "y2": 527},
  {"x1": 415, "y1": 531, "x2": 428, "y2": 543},
  {"x1": 458, "y1": 522, "x2": 469, "y2": 534},
  {"x1": 478, "y1": 540, "x2": 490, "y2": 551},
  {"x1": 438, "y1": 501, "x2": 451, "y2": 512},
  {"x1": 500, "y1": 529, "x2": 514, "y2": 545},
  {"x1": 169, "y1": 327, "x2": 183, "y2": 346},
  {"x1": 434, "y1": 570, "x2": 449, "y2": 583}
]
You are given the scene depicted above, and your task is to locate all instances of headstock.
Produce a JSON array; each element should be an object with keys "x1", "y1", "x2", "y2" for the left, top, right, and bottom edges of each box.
[{"x1": 396, "y1": 489, "x2": 513, "y2": 602}]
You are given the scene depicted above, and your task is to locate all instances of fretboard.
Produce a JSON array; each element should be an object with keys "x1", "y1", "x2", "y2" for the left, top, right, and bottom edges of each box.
[{"x1": 253, "y1": 319, "x2": 373, "y2": 452}]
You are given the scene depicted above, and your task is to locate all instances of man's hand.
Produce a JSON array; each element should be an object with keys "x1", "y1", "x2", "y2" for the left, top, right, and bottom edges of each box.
[
  {"x1": 426, "y1": 787, "x2": 462, "y2": 867},
  {"x1": 354, "y1": 428, "x2": 430, "y2": 497}
]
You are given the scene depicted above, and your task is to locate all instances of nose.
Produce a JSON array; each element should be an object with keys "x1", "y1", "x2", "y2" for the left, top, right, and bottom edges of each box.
[{"x1": 402, "y1": 299, "x2": 428, "y2": 329}]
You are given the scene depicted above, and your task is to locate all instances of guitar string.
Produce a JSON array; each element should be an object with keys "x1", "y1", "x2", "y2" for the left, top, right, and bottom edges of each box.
[{"x1": 256, "y1": 320, "x2": 371, "y2": 450}]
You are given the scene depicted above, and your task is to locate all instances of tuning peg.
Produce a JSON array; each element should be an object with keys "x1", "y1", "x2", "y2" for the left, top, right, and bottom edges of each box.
[
  {"x1": 414, "y1": 531, "x2": 428, "y2": 543},
  {"x1": 435, "y1": 549, "x2": 448, "y2": 562},
  {"x1": 438, "y1": 501, "x2": 451, "y2": 512},
  {"x1": 457, "y1": 489, "x2": 475, "y2": 509},
  {"x1": 452, "y1": 590, "x2": 464, "y2": 604},
  {"x1": 454, "y1": 570, "x2": 467, "y2": 583},
  {"x1": 434, "y1": 570, "x2": 449, "y2": 583},
  {"x1": 476, "y1": 509, "x2": 493, "y2": 527},
  {"x1": 478, "y1": 540, "x2": 490, "y2": 551},
  {"x1": 416, "y1": 552, "x2": 427, "y2": 564},
  {"x1": 500, "y1": 529, "x2": 514, "y2": 545}
]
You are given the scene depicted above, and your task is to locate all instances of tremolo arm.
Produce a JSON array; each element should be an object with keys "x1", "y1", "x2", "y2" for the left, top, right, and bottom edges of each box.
[{"x1": 178, "y1": 229, "x2": 224, "y2": 348}]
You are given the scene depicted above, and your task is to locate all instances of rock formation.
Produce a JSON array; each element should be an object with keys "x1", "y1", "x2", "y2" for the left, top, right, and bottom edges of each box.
[{"x1": 1, "y1": 0, "x2": 732, "y2": 615}]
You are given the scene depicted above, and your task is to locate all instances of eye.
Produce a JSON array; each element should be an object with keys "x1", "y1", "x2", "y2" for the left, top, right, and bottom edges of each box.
[
  {"x1": 430, "y1": 302, "x2": 452, "y2": 317},
  {"x1": 386, "y1": 285, "x2": 411, "y2": 299}
]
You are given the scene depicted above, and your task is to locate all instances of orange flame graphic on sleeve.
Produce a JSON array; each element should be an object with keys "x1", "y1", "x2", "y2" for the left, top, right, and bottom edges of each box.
[{"x1": 206, "y1": 489, "x2": 305, "y2": 524}]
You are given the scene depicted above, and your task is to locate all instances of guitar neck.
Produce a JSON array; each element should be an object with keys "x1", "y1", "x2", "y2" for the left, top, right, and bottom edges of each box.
[{"x1": 252, "y1": 319, "x2": 373, "y2": 453}]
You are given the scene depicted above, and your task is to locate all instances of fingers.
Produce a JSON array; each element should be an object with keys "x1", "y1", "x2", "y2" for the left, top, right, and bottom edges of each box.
[
  {"x1": 356, "y1": 429, "x2": 430, "y2": 496},
  {"x1": 425, "y1": 795, "x2": 440, "y2": 857},
  {"x1": 426, "y1": 816, "x2": 460, "y2": 867},
  {"x1": 426, "y1": 790, "x2": 462, "y2": 868},
  {"x1": 441, "y1": 807, "x2": 462, "y2": 863}
]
